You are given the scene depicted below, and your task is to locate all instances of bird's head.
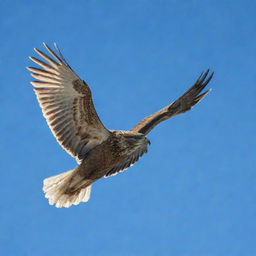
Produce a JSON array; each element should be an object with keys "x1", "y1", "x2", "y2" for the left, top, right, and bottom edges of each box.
[{"x1": 122, "y1": 132, "x2": 150, "y2": 146}]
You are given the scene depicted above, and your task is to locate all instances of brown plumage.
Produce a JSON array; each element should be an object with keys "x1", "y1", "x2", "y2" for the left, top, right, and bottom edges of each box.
[{"x1": 28, "y1": 43, "x2": 214, "y2": 208}]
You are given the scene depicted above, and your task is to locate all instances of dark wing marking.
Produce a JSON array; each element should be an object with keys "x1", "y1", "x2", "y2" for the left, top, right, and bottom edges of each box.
[
  {"x1": 105, "y1": 146, "x2": 148, "y2": 177},
  {"x1": 131, "y1": 70, "x2": 214, "y2": 135},
  {"x1": 28, "y1": 43, "x2": 110, "y2": 162}
]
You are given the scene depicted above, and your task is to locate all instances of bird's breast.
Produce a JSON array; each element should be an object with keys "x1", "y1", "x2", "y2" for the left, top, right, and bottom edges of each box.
[{"x1": 78, "y1": 133, "x2": 149, "y2": 180}]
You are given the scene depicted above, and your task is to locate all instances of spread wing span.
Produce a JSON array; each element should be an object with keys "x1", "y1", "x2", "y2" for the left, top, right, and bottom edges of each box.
[
  {"x1": 28, "y1": 43, "x2": 110, "y2": 162},
  {"x1": 131, "y1": 70, "x2": 214, "y2": 135}
]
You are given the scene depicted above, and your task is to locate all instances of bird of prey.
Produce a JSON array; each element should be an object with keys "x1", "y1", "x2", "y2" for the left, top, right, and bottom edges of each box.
[{"x1": 28, "y1": 43, "x2": 213, "y2": 208}]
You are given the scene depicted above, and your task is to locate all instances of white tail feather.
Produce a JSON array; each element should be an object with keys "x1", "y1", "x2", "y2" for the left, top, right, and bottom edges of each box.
[{"x1": 43, "y1": 168, "x2": 92, "y2": 208}]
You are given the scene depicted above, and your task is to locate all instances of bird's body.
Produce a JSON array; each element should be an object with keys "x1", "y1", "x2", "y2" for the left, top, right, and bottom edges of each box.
[
  {"x1": 43, "y1": 130, "x2": 149, "y2": 207},
  {"x1": 28, "y1": 43, "x2": 213, "y2": 208},
  {"x1": 77, "y1": 131, "x2": 149, "y2": 181}
]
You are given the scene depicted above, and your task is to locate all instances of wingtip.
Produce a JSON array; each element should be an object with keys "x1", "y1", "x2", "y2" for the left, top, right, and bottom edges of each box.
[
  {"x1": 54, "y1": 43, "x2": 62, "y2": 55},
  {"x1": 43, "y1": 42, "x2": 52, "y2": 52},
  {"x1": 43, "y1": 42, "x2": 51, "y2": 49},
  {"x1": 194, "y1": 89, "x2": 211, "y2": 103},
  {"x1": 204, "y1": 71, "x2": 214, "y2": 85},
  {"x1": 53, "y1": 42, "x2": 58, "y2": 51},
  {"x1": 206, "y1": 69, "x2": 214, "y2": 78}
]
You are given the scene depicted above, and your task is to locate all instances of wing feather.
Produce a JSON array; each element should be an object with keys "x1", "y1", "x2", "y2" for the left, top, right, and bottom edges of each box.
[
  {"x1": 131, "y1": 70, "x2": 214, "y2": 135},
  {"x1": 105, "y1": 146, "x2": 147, "y2": 177},
  {"x1": 29, "y1": 43, "x2": 110, "y2": 161}
]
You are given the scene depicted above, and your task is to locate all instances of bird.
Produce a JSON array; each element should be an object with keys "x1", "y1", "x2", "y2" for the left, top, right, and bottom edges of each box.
[{"x1": 28, "y1": 43, "x2": 214, "y2": 208}]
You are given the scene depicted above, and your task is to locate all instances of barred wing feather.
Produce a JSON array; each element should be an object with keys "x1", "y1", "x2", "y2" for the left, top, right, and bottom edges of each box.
[
  {"x1": 28, "y1": 43, "x2": 110, "y2": 162},
  {"x1": 131, "y1": 70, "x2": 214, "y2": 135}
]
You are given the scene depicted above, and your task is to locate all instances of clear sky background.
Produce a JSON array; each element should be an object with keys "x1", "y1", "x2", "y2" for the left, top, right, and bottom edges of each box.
[{"x1": 1, "y1": 1, "x2": 255, "y2": 255}]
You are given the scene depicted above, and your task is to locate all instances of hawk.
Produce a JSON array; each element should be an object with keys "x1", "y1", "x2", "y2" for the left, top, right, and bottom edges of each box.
[{"x1": 28, "y1": 43, "x2": 213, "y2": 208}]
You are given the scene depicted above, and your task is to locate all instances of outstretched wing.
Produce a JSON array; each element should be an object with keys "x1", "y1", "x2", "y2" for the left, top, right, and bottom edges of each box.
[
  {"x1": 131, "y1": 70, "x2": 214, "y2": 135},
  {"x1": 28, "y1": 43, "x2": 110, "y2": 162}
]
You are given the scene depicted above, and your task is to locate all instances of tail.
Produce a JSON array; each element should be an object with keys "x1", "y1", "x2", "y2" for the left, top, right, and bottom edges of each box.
[{"x1": 43, "y1": 168, "x2": 92, "y2": 208}]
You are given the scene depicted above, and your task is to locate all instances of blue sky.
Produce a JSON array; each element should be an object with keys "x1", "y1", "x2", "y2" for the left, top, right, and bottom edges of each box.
[{"x1": 1, "y1": 0, "x2": 256, "y2": 255}]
